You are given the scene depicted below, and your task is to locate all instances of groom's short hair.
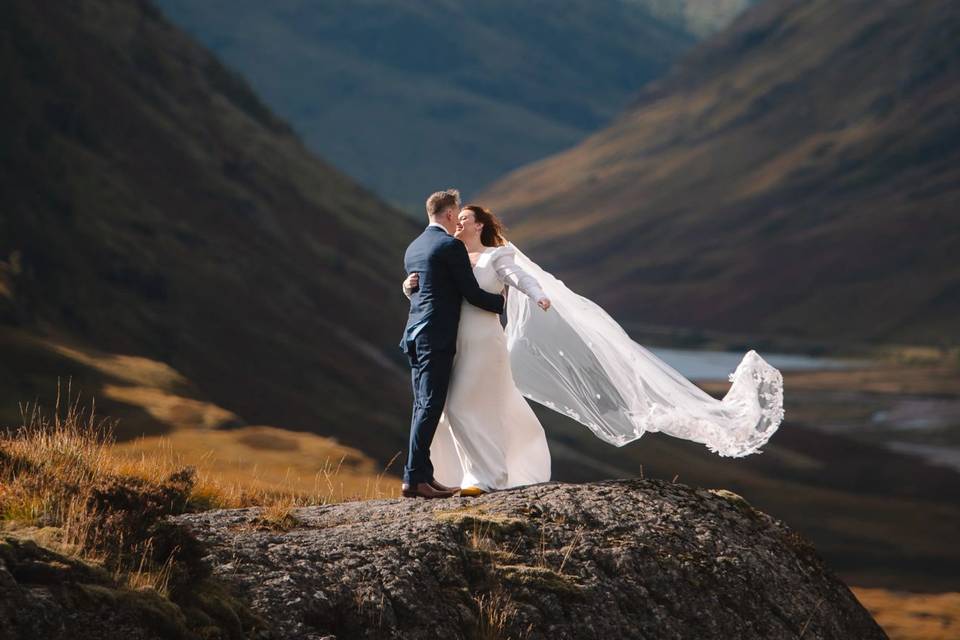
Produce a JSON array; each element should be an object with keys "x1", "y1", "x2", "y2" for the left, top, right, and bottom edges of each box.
[{"x1": 426, "y1": 189, "x2": 461, "y2": 218}]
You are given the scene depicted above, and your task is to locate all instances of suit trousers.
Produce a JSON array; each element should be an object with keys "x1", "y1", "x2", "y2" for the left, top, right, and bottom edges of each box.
[{"x1": 403, "y1": 336, "x2": 456, "y2": 486}]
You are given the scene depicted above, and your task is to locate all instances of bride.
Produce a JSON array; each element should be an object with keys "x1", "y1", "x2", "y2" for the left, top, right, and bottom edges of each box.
[{"x1": 403, "y1": 205, "x2": 785, "y2": 497}]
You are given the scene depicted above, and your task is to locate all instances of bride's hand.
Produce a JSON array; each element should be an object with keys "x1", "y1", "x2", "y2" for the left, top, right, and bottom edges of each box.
[
  {"x1": 537, "y1": 297, "x2": 551, "y2": 311},
  {"x1": 404, "y1": 273, "x2": 419, "y2": 291}
]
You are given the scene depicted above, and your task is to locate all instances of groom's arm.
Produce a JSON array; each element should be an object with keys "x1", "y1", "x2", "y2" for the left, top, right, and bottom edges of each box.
[{"x1": 444, "y1": 240, "x2": 505, "y2": 314}]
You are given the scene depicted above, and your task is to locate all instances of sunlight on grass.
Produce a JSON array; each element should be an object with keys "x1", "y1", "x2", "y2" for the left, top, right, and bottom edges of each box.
[
  {"x1": 852, "y1": 587, "x2": 960, "y2": 640},
  {"x1": 0, "y1": 382, "x2": 403, "y2": 592},
  {"x1": 110, "y1": 424, "x2": 403, "y2": 508}
]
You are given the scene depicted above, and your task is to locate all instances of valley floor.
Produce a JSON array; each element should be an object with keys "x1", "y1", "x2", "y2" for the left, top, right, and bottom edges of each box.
[{"x1": 853, "y1": 587, "x2": 960, "y2": 640}]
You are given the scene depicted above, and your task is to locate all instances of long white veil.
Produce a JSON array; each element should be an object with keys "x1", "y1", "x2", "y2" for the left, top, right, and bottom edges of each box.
[{"x1": 503, "y1": 243, "x2": 784, "y2": 457}]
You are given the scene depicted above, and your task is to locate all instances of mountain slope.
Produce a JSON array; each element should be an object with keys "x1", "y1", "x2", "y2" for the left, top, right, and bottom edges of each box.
[
  {"x1": 0, "y1": 0, "x2": 418, "y2": 460},
  {"x1": 481, "y1": 0, "x2": 960, "y2": 348},
  {"x1": 628, "y1": 0, "x2": 758, "y2": 36},
  {"x1": 152, "y1": 0, "x2": 695, "y2": 211}
]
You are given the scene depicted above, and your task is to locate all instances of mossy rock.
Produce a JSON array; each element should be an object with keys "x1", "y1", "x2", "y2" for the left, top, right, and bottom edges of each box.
[
  {"x1": 75, "y1": 583, "x2": 193, "y2": 638},
  {"x1": 494, "y1": 563, "x2": 586, "y2": 596},
  {"x1": 186, "y1": 579, "x2": 258, "y2": 638},
  {"x1": 708, "y1": 488, "x2": 757, "y2": 514},
  {"x1": 434, "y1": 506, "x2": 530, "y2": 534},
  {"x1": 0, "y1": 531, "x2": 268, "y2": 639}
]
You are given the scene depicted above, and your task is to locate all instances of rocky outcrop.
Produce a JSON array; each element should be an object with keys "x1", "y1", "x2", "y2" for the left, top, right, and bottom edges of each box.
[
  {"x1": 173, "y1": 479, "x2": 887, "y2": 639},
  {"x1": 0, "y1": 529, "x2": 267, "y2": 640}
]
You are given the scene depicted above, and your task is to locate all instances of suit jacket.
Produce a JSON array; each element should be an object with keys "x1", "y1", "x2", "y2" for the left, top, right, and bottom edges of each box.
[{"x1": 399, "y1": 225, "x2": 505, "y2": 354}]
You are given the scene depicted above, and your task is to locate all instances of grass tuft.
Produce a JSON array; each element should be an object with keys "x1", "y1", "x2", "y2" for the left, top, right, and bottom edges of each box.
[{"x1": 472, "y1": 588, "x2": 533, "y2": 640}]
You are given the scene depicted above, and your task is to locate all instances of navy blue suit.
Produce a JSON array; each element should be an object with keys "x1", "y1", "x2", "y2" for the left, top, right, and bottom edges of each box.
[{"x1": 400, "y1": 225, "x2": 504, "y2": 486}]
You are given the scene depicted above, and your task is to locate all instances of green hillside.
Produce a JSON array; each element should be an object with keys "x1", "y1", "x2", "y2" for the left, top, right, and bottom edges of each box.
[{"x1": 153, "y1": 0, "x2": 697, "y2": 212}]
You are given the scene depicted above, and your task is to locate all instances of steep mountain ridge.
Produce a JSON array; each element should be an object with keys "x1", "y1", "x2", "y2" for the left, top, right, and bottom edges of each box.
[
  {"x1": 0, "y1": 0, "x2": 417, "y2": 459},
  {"x1": 482, "y1": 0, "x2": 960, "y2": 348}
]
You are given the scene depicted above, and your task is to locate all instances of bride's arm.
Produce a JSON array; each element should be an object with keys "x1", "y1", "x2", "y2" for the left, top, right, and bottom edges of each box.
[{"x1": 491, "y1": 245, "x2": 550, "y2": 309}]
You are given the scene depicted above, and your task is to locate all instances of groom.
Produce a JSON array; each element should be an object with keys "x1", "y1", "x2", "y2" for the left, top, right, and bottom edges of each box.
[{"x1": 399, "y1": 189, "x2": 505, "y2": 499}]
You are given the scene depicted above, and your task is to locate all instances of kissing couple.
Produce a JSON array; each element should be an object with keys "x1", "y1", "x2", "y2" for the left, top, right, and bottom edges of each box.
[{"x1": 398, "y1": 189, "x2": 787, "y2": 500}]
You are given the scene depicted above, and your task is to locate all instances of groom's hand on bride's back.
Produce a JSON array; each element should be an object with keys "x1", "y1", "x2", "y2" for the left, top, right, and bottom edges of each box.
[{"x1": 404, "y1": 273, "x2": 419, "y2": 292}]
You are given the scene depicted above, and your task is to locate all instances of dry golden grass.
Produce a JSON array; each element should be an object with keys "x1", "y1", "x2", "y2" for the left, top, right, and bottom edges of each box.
[
  {"x1": 0, "y1": 392, "x2": 112, "y2": 527},
  {"x1": 0, "y1": 333, "x2": 405, "y2": 506},
  {"x1": 0, "y1": 383, "x2": 403, "y2": 593},
  {"x1": 44, "y1": 341, "x2": 191, "y2": 392},
  {"x1": 102, "y1": 383, "x2": 241, "y2": 432},
  {"x1": 0, "y1": 387, "x2": 185, "y2": 592},
  {"x1": 109, "y1": 425, "x2": 403, "y2": 508},
  {"x1": 1, "y1": 390, "x2": 401, "y2": 516},
  {"x1": 473, "y1": 588, "x2": 532, "y2": 640},
  {"x1": 853, "y1": 587, "x2": 960, "y2": 640}
]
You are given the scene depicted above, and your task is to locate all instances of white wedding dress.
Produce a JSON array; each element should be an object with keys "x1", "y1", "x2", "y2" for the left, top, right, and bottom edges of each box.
[{"x1": 405, "y1": 244, "x2": 552, "y2": 491}]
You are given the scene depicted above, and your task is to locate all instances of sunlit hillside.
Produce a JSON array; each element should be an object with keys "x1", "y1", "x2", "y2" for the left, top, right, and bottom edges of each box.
[
  {"x1": 853, "y1": 588, "x2": 960, "y2": 640},
  {"x1": 482, "y1": 0, "x2": 960, "y2": 348},
  {"x1": 0, "y1": 329, "x2": 404, "y2": 501}
]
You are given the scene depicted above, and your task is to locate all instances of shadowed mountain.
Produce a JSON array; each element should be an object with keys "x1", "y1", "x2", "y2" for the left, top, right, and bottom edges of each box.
[
  {"x1": 0, "y1": 0, "x2": 418, "y2": 460},
  {"x1": 481, "y1": 0, "x2": 960, "y2": 348},
  {"x1": 152, "y1": 0, "x2": 699, "y2": 212},
  {"x1": 628, "y1": 0, "x2": 758, "y2": 36}
]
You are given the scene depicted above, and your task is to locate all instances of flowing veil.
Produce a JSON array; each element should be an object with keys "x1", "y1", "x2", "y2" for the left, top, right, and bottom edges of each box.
[{"x1": 503, "y1": 243, "x2": 785, "y2": 457}]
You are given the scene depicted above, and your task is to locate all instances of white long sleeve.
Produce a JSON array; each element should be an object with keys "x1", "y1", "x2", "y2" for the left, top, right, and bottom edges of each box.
[{"x1": 491, "y1": 244, "x2": 546, "y2": 302}]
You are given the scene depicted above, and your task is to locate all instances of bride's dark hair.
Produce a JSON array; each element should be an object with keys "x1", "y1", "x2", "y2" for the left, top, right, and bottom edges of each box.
[{"x1": 464, "y1": 204, "x2": 507, "y2": 247}]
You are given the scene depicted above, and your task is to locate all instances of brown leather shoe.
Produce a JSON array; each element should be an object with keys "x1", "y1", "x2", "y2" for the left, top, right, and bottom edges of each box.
[
  {"x1": 428, "y1": 478, "x2": 460, "y2": 493},
  {"x1": 401, "y1": 481, "x2": 457, "y2": 499}
]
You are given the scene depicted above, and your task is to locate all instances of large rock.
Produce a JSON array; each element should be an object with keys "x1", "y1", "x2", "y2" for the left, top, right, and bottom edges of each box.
[{"x1": 173, "y1": 479, "x2": 887, "y2": 639}]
